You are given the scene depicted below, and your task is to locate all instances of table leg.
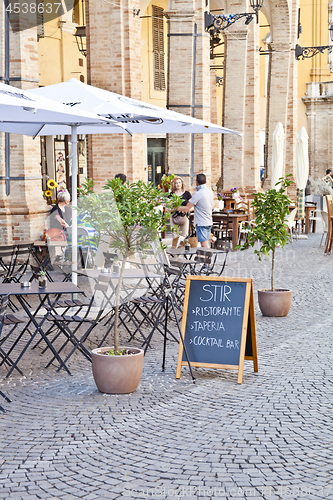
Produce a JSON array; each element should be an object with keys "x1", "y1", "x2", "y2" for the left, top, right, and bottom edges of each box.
[
  {"x1": 312, "y1": 210, "x2": 317, "y2": 233},
  {"x1": 305, "y1": 211, "x2": 310, "y2": 234},
  {"x1": 232, "y1": 218, "x2": 238, "y2": 249}
]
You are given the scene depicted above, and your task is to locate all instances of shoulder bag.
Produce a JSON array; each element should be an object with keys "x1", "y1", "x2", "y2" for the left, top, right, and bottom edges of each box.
[
  {"x1": 172, "y1": 213, "x2": 187, "y2": 225},
  {"x1": 45, "y1": 228, "x2": 66, "y2": 241}
]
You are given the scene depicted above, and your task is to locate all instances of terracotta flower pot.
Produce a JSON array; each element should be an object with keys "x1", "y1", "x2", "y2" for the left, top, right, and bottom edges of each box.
[
  {"x1": 91, "y1": 346, "x2": 144, "y2": 394},
  {"x1": 258, "y1": 289, "x2": 292, "y2": 317}
]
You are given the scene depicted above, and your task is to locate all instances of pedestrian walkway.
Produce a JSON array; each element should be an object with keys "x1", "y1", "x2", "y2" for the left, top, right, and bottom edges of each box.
[{"x1": 0, "y1": 231, "x2": 332, "y2": 500}]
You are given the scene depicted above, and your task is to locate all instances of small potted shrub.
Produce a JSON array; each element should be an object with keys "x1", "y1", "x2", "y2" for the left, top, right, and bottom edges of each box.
[
  {"x1": 238, "y1": 175, "x2": 293, "y2": 317},
  {"x1": 78, "y1": 179, "x2": 181, "y2": 393}
]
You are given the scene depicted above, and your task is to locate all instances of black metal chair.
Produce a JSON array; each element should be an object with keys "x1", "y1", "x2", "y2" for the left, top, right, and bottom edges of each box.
[
  {"x1": 193, "y1": 248, "x2": 229, "y2": 277},
  {"x1": 2, "y1": 242, "x2": 34, "y2": 284},
  {"x1": 113, "y1": 267, "x2": 181, "y2": 353},
  {"x1": 0, "y1": 293, "x2": 26, "y2": 410},
  {"x1": 0, "y1": 244, "x2": 18, "y2": 282},
  {"x1": 43, "y1": 276, "x2": 113, "y2": 372},
  {"x1": 212, "y1": 214, "x2": 233, "y2": 250},
  {"x1": 64, "y1": 226, "x2": 94, "y2": 269},
  {"x1": 102, "y1": 251, "x2": 118, "y2": 269}
]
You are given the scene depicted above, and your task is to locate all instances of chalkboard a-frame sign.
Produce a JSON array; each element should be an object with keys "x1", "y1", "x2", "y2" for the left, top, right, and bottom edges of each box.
[{"x1": 176, "y1": 276, "x2": 258, "y2": 384}]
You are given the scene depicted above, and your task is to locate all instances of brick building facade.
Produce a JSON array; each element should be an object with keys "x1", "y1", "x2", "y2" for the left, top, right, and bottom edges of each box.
[{"x1": 2, "y1": 0, "x2": 332, "y2": 242}]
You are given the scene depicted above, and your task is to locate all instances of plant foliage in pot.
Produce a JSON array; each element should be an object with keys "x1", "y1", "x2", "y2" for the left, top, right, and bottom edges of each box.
[
  {"x1": 78, "y1": 179, "x2": 181, "y2": 393},
  {"x1": 237, "y1": 175, "x2": 293, "y2": 317}
]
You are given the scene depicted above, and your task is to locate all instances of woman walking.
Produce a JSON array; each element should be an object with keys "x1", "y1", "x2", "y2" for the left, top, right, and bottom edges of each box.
[{"x1": 169, "y1": 176, "x2": 191, "y2": 248}]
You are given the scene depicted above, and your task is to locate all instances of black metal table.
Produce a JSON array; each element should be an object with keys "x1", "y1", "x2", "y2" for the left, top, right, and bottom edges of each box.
[{"x1": 0, "y1": 282, "x2": 84, "y2": 377}]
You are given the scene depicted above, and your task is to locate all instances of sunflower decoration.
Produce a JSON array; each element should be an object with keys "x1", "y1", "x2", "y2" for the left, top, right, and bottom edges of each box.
[
  {"x1": 47, "y1": 179, "x2": 57, "y2": 189},
  {"x1": 45, "y1": 190, "x2": 52, "y2": 198}
]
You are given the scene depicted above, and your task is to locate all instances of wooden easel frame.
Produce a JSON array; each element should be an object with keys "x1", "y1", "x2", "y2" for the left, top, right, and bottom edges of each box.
[{"x1": 176, "y1": 276, "x2": 258, "y2": 384}]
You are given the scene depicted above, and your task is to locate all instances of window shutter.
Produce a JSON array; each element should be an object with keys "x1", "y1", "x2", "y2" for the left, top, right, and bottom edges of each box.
[{"x1": 152, "y1": 6, "x2": 165, "y2": 91}]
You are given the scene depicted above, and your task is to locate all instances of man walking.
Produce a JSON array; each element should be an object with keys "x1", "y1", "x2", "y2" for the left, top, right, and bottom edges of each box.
[{"x1": 176, "y1": 173, "x2": 214, "y2": 248}]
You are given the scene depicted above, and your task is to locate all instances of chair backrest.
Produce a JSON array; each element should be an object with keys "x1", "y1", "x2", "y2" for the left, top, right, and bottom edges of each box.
[
  {"x1": 103, "y1": 251, "x2": 117, "y2": 268},
  {"x1": 0, "y1": 244, "x2": 17, "y2": 271},
  {"x1": 30, "y1": 264, "x2": 41, "y2": 280},
  {"x1": 235, "y1": 200, "x2": 250, "y2": 213},
  {"x1": 326, "y1": 199, "x2": 333, "y2": 222},
  {"x1": 321, "y1": 211, "x2": 329, "y2": 232},
  {"x1": 285, "y1": 208, "x2": 297, "y2": 230},
  {"x1": 325, "y1": 195, "x2": 332, "y2": 214},
  {"x1": 15, "y1": 242, "x2": 33, "y2": 261},
  {"x1": 65, "y1": 226, "x2": 90, "y2": 240},
  {"x1": 93, "y1": 234, "x2": 111, "y2": 268},
  {"x1": 195, "y1": 249, "x2": 212, "y2": 265},
  {"x1": 77, "y1": 227, "x2": 89, "y2": 238}
]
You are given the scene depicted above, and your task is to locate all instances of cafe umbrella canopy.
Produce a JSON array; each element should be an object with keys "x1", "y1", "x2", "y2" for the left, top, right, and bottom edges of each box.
[
  {"x1": 0, "y1": 82, "x2": 126, "y2": 284},
  {"x1": 30, "y1": 78, "x2": 242, "y2": 136},
  {"x1": 295, "y1": 127, "x2": 309, "y2": 220},
  {"x1": 1, "y1": 80, "x2": 241, "y2": 282}
]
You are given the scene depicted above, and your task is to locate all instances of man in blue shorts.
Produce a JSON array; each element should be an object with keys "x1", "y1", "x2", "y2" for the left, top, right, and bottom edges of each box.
[{"x1": 176, "y1": 173, "x2": 214, "y2": 247}]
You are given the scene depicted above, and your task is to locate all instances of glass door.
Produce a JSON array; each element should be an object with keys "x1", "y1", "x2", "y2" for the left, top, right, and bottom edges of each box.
[{"x1": 147, "y1": 138, "x2": 166, "y2": 187}]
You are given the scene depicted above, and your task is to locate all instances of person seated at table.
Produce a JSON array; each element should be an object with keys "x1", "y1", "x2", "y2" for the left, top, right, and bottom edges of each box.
[
  {"x1": 169, "y1": 176, "x2": 191, "y2": 248},
  {"x1": 49, "y1": 190, "x2": 71, "y2": 230}
]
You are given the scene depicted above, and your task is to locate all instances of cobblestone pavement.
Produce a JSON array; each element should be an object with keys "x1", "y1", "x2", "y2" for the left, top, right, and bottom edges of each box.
[{"x1": 0, "y1": 232, "x2": 332, "y2": 500}]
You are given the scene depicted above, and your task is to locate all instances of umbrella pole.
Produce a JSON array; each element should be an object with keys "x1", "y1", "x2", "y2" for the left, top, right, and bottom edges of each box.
[{"x1": 71, "y1": 125, "x2": 78, "y2": 285}]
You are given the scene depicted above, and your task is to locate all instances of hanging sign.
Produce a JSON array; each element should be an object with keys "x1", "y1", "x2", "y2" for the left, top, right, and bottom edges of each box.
[{"x1": 176, "y1": 276, "x2": 258, "y2": 384}]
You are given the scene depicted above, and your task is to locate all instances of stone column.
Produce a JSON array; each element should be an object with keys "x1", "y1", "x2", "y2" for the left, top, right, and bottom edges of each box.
[
  {"x1": 285, "y1": 0, "x2": 299, "y2": 186},
  {"x1": 265, "y1": 0, "x2": 298, "y2": 192},
  {"x1": 222, "y1": 25, "x2": 249, "y2": 190},
  {"x1": 86, "y1": 0, "x2": 144, "y2": 191},
  {"x1": 243, "y1": 20, "x2": 261, "y2": 194},
  {"x1": 165, "y1": 0, "x2": 212, "y2": 189},
  {"x1": 210, "y1": 71, "x2": 221, "y2": 189},
  {"x1": 265, "y1": 43, "x2": 291, "y2": 185},
  {"x1": 0, "y1": 7, "x2": 48, "y2": 243},
  {"x1": 304, "y1": 99, "x2": 317, "y2": 178}
]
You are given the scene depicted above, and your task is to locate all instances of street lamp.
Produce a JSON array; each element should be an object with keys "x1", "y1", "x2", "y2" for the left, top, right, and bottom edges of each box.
[
  {"x1": 205, "y1": 0, "x2": 264, "y2": 33},
  {"x1": 75, "y1": 26, "x2": 87, "y2": 57},
  {"x1": 250, "y1": 0, "x2": 264, "y2": 23},
  {"x1": 295, "y1": 25, "x2": 333, "y2": 59}
]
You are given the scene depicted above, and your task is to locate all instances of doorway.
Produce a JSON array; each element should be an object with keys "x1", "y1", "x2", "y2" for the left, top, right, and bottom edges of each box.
[{"x1": 147, "y1": 138, "x2": 166, "y2": 187}]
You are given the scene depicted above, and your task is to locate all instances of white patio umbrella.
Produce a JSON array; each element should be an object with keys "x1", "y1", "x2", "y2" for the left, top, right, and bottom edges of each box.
[
  {"x1": 1, "y1": 80, "x2": 241, "y2": 283},
  {"x1": 30, "y1": 78, "x2": 241, "y2": 136},
  {"x1": 0, "y1": 83, "x2": 125, "y2": 284},
  {"x1": 271, "y1": 122, "x2": 285, "y2": 190},
  {"x1": 0, "y1": 82, "x2": 124, "y2": 134},
  {"x1": 295, "y1": 127, "x2": 309, "y2": 220}
]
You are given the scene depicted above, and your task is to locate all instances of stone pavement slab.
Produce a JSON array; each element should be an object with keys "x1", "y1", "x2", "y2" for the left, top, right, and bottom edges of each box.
[{"x1": 0, "y1": 231, "x2": 332, "y2": 499}]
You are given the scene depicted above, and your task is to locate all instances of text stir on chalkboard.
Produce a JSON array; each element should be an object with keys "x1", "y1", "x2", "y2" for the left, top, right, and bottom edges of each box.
[{"x1": 176, "y1": 276, "x2": 258, "y2": 384}]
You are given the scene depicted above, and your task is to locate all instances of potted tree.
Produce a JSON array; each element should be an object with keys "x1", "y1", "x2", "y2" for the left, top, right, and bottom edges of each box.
[
  {"x1": 238, "y1": 175, "x2": 293, "y2": 317},
  {"x1": 78, "y1": 179, "x2": 181, "y2": 393}
]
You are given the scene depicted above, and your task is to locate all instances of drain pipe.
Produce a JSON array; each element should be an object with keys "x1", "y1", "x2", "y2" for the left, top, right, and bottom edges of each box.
[
  {"x1": 264, "y1": 42, "x2": 272, "y2": 186},
  {"x1": 70, "y1": 125, "x2": 78, "y2": 285},
  {"x1": 5, "y1": 0, "x2": 10, "y2": 195},
  {"x1": 190, "y1": 22, "x2": 197, "y2": 186}
]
